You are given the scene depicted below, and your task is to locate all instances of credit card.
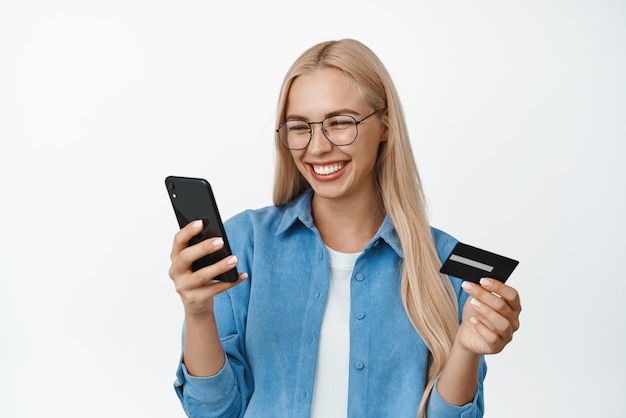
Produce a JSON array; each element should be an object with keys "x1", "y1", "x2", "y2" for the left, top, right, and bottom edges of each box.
[{"x1": 440, "y1": 242, "x2": 519, "y2": 284}]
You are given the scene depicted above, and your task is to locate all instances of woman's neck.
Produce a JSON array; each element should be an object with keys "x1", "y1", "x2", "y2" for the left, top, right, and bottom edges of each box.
[{"x1": 311, "y1": 191, "x2": 385, "y2": 253}]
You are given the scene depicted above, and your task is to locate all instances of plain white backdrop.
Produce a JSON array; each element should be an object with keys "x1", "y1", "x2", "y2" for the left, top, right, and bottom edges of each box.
[{"x1": 1, "y1": 0, "x2": 624, "y2": 417}]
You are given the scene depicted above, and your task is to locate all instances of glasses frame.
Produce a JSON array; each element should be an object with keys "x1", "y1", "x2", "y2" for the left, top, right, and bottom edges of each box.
[{"x1": 276, "y1": 110, "x2": 378, "y2": 150}]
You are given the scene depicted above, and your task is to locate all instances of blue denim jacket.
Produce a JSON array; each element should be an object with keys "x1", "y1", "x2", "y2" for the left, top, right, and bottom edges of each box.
[{"x1": 174, "y1": 189, "x2": 486, "y2": 417}]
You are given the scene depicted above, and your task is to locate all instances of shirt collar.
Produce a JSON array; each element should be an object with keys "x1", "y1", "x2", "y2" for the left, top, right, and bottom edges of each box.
[
  {"x1": 275, "y1": 188, "x2": 403, "y2": 259},
  {"x1": 374, "y1": 215, "x2": 403, "y2": 258}
]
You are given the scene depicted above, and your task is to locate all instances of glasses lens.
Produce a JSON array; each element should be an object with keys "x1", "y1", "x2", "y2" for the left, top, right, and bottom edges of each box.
[
  {"x1": 323, "y1": 116, "x2": 357, "y2": 145},
  {"x1": 279, "y1": 121, "x2": 310, "y2": 149}
]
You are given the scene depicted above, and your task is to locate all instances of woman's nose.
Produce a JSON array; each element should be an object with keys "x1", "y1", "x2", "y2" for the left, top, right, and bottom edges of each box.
[{"x1": 307, "y1": 123, "x2": 332, "y2": 154}]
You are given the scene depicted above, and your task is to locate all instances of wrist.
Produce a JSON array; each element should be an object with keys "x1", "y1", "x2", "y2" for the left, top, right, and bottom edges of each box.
[
  {"x1": 452, "y1": 329, "x2": 482, "y2": 359},
  {"x1": 184, "y1": 307, "x2": 216, "y2": 323},
  {"x1": 437, "y1": 334, "x2": 481, "y2": 406}
]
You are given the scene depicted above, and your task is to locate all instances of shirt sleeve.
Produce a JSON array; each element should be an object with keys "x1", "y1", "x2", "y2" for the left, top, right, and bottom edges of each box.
[
  {"x1": 174, "y1": 354, "x2": 242, "y2": 418},
  {"x1": 172, "y1": 287, "x2": 253, "y2": 418},
  {"x1": 426, "y1": 358, "x2": 487, "y2": 418},
  {"x1": 172, "y1": 212, "x2": 255, "y2": 418}
]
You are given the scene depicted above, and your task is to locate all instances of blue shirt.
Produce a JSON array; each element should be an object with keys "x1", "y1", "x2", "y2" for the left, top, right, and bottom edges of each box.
[{"x1": 174, "y1": 189, "x2": 486, "y2": 417}]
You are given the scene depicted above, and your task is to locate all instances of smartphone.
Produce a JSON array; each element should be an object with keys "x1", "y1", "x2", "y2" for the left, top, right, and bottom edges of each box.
[{"x1": 165, "y1": 176, "x2": 238, "y2": 282}]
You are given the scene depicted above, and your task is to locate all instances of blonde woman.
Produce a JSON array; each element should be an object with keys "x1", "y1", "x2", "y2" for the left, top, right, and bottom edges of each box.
[{"x1": 169, "y1": 39, "x2": 521, "y2": 418}]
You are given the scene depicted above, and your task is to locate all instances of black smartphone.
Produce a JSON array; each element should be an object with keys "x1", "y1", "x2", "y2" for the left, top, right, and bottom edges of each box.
[{"x1": 165, "y1": 176, "x2": 238, "y2": 282}]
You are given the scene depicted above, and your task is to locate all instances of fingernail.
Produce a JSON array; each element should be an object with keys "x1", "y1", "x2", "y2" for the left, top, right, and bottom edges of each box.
[
  {"x1": 240, "y1": 272, "x2": 248, "y2": 280},
  {"x1": 227, "y1": 255, "x2": 238, "y2": 265},
  {"x1": 470, "y1": 316, "x2": 478, "y2": 325},
  {"x1": 461, "y1": 281, "x2": 474, "y2": 291},
  {"x1": 470, "y1": 298, "x2": 482, "y2": 308},
  {"x1": 212, "y1": 237, "x2": 224, "y2": 247},
  {"x1": 192, "y1": 220, "x2": 203, "y2": 229},
  {"x1": 480, "y1": 278, "x2": 492, "y2": 287}
]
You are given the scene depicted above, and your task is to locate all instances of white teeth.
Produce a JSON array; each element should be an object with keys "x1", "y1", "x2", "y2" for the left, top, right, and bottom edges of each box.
[{"x1": 313, "y1": 163, "x2": 345, "y2": 175}]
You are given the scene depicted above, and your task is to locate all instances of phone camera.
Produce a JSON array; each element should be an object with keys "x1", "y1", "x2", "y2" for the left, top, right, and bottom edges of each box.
[{"x1": 167, "y1": 182, "x2": 176, "y2": 191}]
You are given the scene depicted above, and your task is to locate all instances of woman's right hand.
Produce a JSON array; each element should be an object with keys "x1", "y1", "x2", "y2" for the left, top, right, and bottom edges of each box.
[{"x1": 168, "y1": 219, "x2": 247, "y2": 320}]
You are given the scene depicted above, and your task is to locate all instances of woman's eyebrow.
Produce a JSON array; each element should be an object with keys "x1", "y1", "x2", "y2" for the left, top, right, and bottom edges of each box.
[
  {"x1": 326, "y1": 108, "x2": 360, "y2": 117},
  {"x1": 285, "y1": 108, "x2": 361, "y2": 121}
]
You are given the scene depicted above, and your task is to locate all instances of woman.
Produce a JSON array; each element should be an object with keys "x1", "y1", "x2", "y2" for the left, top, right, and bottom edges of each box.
[{"x1": 169, "y1": 39, "x2": 521, "y2": 418}]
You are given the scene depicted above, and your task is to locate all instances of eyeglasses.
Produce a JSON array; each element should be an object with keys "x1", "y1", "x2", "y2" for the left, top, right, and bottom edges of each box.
[{"x1": 276, "y1": 110, "x2": 378, "y2": 150}]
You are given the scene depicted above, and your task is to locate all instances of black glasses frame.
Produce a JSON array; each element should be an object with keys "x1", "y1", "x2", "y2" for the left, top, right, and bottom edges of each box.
[{"x1": 276, "y1": 110, "x2": 378, "y2": 150}]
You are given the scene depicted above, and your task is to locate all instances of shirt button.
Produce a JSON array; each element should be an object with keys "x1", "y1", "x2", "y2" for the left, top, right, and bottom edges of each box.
[
  {"x1": 355, "y1": 273, "x2": 364, "y2": 282},
  {"x1": 355, "y1": 361, "x2": 365, "y2": 370},
  {"x1": 356, "y1": 312, "x2": 365, "y2": 320}
]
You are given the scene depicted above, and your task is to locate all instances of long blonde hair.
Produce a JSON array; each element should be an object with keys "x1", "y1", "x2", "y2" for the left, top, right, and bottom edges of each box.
[{"x1": 272, "y1": 39, "x2": 459, "y2": 417}]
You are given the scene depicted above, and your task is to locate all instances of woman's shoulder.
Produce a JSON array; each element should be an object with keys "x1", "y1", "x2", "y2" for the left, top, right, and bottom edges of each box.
[
  {"x1": 224, "y1": 190, "x2": 312, "y2": 237},
  {"x1": 430, "y1": 226, "x2": 459, "y2": 262},
  {"x1": 224, "y1": 204, "x2": 286, "y2": 234},
  {"x1": 430, "y1": 227, "x2": 467, "y2": 310}
]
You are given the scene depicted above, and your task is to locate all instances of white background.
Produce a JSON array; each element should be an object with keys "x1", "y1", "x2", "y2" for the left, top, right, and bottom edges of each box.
[{"x1": 1, "y1": 0, "x2": 624, "y2": 417}]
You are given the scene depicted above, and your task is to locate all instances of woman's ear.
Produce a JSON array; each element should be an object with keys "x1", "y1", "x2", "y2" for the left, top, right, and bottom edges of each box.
[
  {"x1": 379, "y1": 121, "x2": 389, "y2": 143},
  {"x1": 378, "y1": 110, "x2": 389, "y2": 143}
]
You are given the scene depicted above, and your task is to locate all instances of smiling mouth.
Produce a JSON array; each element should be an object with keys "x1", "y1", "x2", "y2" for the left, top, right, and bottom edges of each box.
[{"x1": 312, "y1": 162, "x2": 346, "y2": 176}]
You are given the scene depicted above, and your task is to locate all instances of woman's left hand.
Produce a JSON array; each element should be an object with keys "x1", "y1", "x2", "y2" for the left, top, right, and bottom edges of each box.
[{"x1": 457, "y1": 278, "x2": 522, "y2": 355}]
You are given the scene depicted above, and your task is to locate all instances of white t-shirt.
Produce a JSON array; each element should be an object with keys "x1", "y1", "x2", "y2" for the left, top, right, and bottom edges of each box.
[{"x1": 310, "y1": 246, "x2": 361, "y2": 418}]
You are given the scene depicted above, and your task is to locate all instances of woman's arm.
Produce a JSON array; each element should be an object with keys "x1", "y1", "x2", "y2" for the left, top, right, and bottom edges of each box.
[
  {"x1": 437, "y1": 278, "x2": 521, "y2": 405},
  {"x1": 169, "y1": 220, "x2": 247, "y2": 376}
]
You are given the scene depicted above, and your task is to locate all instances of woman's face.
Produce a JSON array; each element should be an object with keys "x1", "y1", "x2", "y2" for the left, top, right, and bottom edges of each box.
[{"x1": 285, "y1": 68, "x2": 386, "y2": 205}]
